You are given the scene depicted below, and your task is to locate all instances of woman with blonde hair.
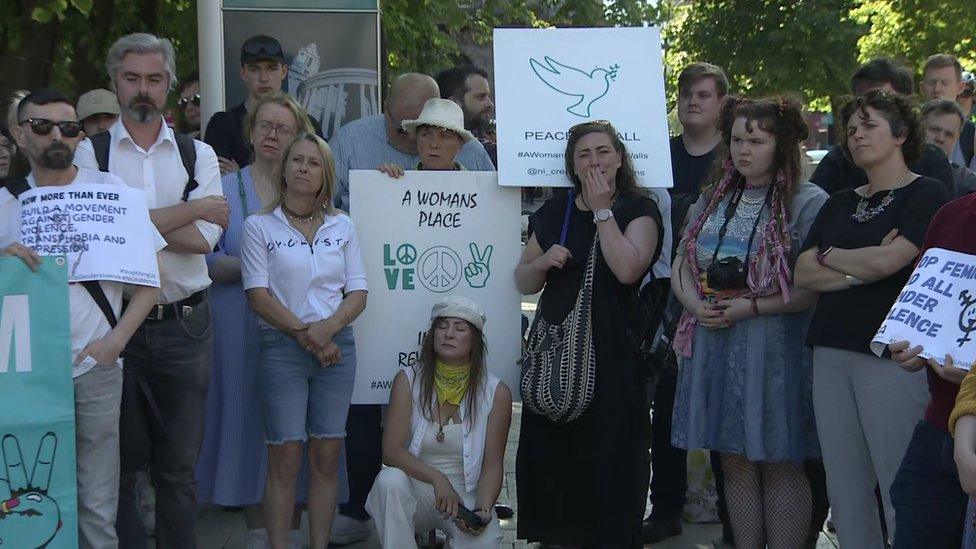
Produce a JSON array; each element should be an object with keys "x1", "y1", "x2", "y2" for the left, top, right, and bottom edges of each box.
[{"x1": 242, "y1": 133, "x2": 368, "y2": 549}]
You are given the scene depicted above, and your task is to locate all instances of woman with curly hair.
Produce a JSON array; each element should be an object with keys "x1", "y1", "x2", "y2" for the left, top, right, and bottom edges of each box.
[
  {"x1": 670, "y1": 96, "x2": 827, "y2": 548},
  {"x1": 795, "y1": 89, "x2": 948, "y2": 547}
]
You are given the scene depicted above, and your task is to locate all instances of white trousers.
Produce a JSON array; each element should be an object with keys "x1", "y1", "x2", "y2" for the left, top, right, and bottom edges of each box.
[
  {"x1": 812, "y1": 346, "x2": 929, "y2": 548},
  {"x1": 365, "y1": 467, "x2": 502, "y2": 549}
]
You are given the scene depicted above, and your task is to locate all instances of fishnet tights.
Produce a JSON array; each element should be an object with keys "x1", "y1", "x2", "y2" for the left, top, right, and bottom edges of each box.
[{"x1": 721, "y1": 453, "x2": 811, "y2": 549}]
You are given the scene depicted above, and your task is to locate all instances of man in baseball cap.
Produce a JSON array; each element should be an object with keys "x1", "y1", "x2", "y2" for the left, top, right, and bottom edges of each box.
[{"x1": 76, "y1": 88, "x2": 120, "y2": 136}]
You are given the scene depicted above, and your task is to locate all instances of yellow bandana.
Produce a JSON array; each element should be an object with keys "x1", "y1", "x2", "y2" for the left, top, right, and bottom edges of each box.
[{"x1": 434, "y1": 360, "x2": 470, "y2": 406}]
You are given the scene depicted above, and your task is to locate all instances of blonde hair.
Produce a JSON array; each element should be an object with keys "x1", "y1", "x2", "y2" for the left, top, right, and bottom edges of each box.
[
  {"x1": 243, "y1": 91, "x2": 315, "y2": 156},
  {"x1": 265, "y1": 133, "x2": 337, "y2": 216}
]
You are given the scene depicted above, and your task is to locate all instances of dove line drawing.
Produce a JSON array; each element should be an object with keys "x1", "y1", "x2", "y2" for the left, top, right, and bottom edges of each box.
[{"x1": 528, "y1": 56, "x2": 620, "y2": 118}]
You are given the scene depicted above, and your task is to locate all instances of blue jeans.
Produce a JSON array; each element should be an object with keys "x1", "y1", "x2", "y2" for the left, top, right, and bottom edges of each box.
[
  {"x1": 257, "y1": 327, "x2": 356, "y2": 443},
  {"x1": 890, "y1": 420, "x2": 967, "y2": 549}
]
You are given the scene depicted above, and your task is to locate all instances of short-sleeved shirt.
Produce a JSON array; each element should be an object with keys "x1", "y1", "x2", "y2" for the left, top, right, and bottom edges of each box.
[
  {"x1": 74, "y1": 118, "x2": 223, "y2": 304},
  {"x1": 0, "y1": 167, "x2": 165, "y2": 378},
  {"x1": 328, "y1": 114, "x2": 496, "y2": 211},
  {"x1": 802, "y1": 176, "x2": 948, "y2": 354},
  {"x1": 810, "y1": 143, "x2": 954, "y2": 199},
  {"x1": 912, "y1": 194, "x2": 976, "y2": 432},
  {"x1": 670, "y1": 135, "x2": 716, "y2": 197},
  {"x1": 241, "y1": 207, "x2": 368, "y2": 325}
]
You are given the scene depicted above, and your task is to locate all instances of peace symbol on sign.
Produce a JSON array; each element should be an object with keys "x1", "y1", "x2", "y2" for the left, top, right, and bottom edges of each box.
[
  {"x1": 396, "y1": 244, "x2": 417, "y2": 265},
  {"x1": 417, "y1": 246, "x2": 463, "y2": 293}
]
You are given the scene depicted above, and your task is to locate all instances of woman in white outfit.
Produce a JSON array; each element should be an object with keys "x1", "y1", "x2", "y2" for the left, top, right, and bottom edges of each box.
[{"x1": 366, "y1": 296, "x2": 512, "y2": 548}]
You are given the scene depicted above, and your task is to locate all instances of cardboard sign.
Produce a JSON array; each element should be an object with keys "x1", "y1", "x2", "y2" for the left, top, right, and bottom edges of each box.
[
  {"x1": 349, "y1": 170, "x2": 522, "y2": 403},
  {"x1": 19, "y1": 183, "x2": 160, "y2": 286},
  {"x1": 493, "y1": 27, "x2": 672, "y2": 188},
  {"x1": 871, "y1": 247, "x2": 976, "y2": 370}
]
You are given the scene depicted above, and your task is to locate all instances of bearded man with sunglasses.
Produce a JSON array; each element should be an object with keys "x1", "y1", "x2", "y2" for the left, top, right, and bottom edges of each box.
[
  {"x1": 71, "y1": 32, "x2": 227, "y2": 549},
  {"x1": 0, "y1": 88, "x2": 165, "y2": 549}
]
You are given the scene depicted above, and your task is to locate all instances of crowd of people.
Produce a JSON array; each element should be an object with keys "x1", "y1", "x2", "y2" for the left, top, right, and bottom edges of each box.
[{"x1": 1, "y1": 26, "x2": 976, "y2": 549}]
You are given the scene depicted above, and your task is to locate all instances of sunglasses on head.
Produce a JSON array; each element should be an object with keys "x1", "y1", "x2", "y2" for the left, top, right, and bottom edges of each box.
[
  {"x1": 243, "y1": 41, "x2": 283, "y2": 57},
  {"x1": 20, "y1": 118, "x2": 83, "y2": 138},
  {"x1": 178, "y1": 93, "x2": 201, "y2": 109}
]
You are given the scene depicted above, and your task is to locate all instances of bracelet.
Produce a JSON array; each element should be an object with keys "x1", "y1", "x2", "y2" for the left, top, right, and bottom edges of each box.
[
  {"x1": 817, "y1": 246, "x2": 834, "y2": 267},
  {"x1": 750, "y1": 297, "x2": 760, "y2": 316},
  {"x1": 845, "y1": 274, "x2": 866, "y2": 287}
]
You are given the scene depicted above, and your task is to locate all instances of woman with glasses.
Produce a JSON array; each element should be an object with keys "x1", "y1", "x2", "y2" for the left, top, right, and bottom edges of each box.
[
  {"x1": 196, "y1": 92, "x2": 316, "y2": 547},
  {"x1": 514, "y1": 120, "x2": 663, "y2": 547},
  {"x1": 177, "y1": 74, "x2": 201, "y2": 139}
]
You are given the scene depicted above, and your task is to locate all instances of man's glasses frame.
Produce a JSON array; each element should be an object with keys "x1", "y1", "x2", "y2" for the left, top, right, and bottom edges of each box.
[{"x1": 20, "y1": 118, "x2": 84, "y2": 138}]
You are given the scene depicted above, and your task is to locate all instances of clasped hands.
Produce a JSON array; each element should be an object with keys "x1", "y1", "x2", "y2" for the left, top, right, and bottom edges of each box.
[
  {"x1": 694, "y1": 297, "x2": 755, "y2": 330},
  {"x1": 294, "y1": 320, "x2": 342, "y2": 367}
]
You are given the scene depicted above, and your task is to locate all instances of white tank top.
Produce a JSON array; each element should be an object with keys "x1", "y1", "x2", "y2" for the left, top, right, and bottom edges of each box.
[{"x1": 418, "y1": 421, "x2": 465, "y2": 484}]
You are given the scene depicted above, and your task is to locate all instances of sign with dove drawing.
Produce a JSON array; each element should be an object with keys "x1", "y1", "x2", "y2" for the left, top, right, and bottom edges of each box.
[{"x1": 494, "y1": 27, "x2": 672, "y2": 188}]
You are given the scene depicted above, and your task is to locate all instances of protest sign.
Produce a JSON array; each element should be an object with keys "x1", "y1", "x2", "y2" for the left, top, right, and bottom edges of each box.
[
  {"x1": 18, "y1": 183, "x2": 160, "y2": 286},
  {"x1": 871, "y1": 247, "x2": 976, "y2": 370},
  {"x1": 0, "y1": 257, "x2": 77, "y2": 548},
  {"x1": 349, "y1": 170, "x2": 522, "y2": 404},
  {"x1": 493, "y1": 26, "x2": 672, "y2": 188}
]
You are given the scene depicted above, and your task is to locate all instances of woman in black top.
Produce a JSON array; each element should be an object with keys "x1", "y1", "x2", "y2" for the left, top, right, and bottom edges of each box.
[
  {"x1": 795, "y1": 90, "x2": 947, "y2": 548},
  {"x1": 514, "y1": 121, "x2": 663, "y2": 547}
]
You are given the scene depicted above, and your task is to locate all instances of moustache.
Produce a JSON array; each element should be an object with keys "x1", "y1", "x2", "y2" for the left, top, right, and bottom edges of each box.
[
  {"x1": 45, "y1": 142, "x2": 71, "y2": 155},
  {"x1": 129, "y1": 95, "x2": 157, "y2": 109}
]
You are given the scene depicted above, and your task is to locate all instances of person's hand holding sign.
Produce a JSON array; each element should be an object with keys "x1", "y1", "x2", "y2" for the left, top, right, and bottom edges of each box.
[
  {"x1": 1, "y1": 243, "x2": 42, "y2": 271},
  {"x1": 888, "y1": 340, "x2": 926, "y2": 372},
  {"x1": 0, "y1": 433, "x2": 62, "y2": 548},
  {"x1": 927, "y1": 354, "x2": 967, "y2": 385},
  {"x1": 378, "y1": 163, "x2": 405, "y2": 179},
  {"x1": 464, "y1": 243, "x2": 492, "y2": 288}
]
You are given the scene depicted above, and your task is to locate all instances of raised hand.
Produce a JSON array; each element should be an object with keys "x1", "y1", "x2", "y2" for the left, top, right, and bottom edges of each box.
[{"x1": 464, "y1": 243, "x2": 493, "y2": 288}]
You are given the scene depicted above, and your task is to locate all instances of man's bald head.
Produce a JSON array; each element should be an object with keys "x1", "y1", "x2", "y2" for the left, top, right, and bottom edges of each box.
[{"x1": 387, "y1": 73, "x2": 440, "y2": 115}]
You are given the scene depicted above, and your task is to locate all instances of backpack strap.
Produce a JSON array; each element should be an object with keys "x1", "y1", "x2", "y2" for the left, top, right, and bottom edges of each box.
[
  {"x1": 5, "y1": 177, "x2": 30, "y2": 198},
  {"x1": 962, "y1": 121, "x2": 975, "y2": 168},
  {"x1": 174, "y1": 133, "x2": 199, "y2": 202},
  {"x1": 90, "y1": 132, "x2": 112, "y2": 173},
  {"x1": 80, "y1": 280, "x2": 118, "y2": 328}
]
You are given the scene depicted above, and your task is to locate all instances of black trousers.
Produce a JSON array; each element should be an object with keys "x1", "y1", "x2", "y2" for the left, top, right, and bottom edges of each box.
[
  {"x1": 339, "y1": 404, "x2": 383, "y2": 521},
  {"x1": 648, "y1": 367, "x2": 687, "y2": 520}
]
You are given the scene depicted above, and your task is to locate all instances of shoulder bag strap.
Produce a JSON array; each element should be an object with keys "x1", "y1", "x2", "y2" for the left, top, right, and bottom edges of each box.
[{"x1": 80, "y1": 280, "x2": 118, "y2": 328}]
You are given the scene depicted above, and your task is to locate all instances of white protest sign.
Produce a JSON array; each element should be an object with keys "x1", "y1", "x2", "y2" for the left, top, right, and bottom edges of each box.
[
  {"x1": 871, "y1": 247, "x2": 976, "y2": 370},
  {"x1": 349, "y1": 170, "x2": 522, "y2": 404},
  {"x1": 493, "y1": 26, "x2": 672, "y2": 188},
  {"x1": 19, "y1": 183, "x2": 160, "y2": 287}
]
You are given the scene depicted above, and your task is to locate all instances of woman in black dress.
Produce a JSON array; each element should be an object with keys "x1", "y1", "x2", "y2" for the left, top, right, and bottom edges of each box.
[{"x1": 514, "y1": 121, "x2": 664, "y2": 547}]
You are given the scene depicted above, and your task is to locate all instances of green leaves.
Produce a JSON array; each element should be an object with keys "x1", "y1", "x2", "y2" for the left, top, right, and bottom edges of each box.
[{"x1": 30, "y1": 0, "x2": 91, "y2": 23}]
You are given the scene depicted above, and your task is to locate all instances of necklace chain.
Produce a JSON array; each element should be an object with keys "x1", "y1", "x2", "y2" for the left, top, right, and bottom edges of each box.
[
  {"x1": 851, "y1": 170, "x2": 913, "y2": 223},
  {"x1": 282, "y1": 203, "x2": 317, "y2": 223}
]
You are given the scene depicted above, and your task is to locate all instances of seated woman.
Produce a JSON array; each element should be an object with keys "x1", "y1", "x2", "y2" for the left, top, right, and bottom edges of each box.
[
  {"x1": 366, "y1": 296, "x2": 512, "y2": 548},
  {"x1": 379, "y1": 97, "x2": 474, "y2": 176}
]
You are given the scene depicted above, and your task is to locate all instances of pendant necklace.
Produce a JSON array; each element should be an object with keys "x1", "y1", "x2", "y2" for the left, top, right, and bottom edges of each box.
[
  {"x1": 282, "y1": 203, "x2": 316, "y2": 223},
  {"x1": 435, "y1": 405, "x2": 446, "y2": 443},
  {"x1": 851, "y1": 170, "x2": 913, "y2": 223}
]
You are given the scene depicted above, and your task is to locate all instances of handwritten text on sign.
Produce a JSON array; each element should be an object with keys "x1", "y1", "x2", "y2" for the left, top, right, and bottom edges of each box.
[
  {"x1": 19, "y1": 183, "x2": 160, "y2": 287},
  {"x1": 871, "y1": 247, "x2": 976, "y2": 370}
]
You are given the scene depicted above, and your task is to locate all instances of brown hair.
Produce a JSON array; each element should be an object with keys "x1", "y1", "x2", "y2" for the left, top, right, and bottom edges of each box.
[
  {"x1": 922, "y1": 98, "x2": 966, "y2": 129},
  {"x1": 840, "y1": 89, "x2": 924, "y2": 166},
  {"x1": 678, "y1": 62, "x2": 729, "y2": 97},
  {"x1": 923, "y1": 54, "x2": 963, "y2": 81},
  {"x1": 263, "y1": 133, "x2": 337, "y2": 216},
  {"x1": 563, "y1": 121, "x2": 645, "y2": 199},
  {"x1": 415, "y1": 318, "x2": 488, "y2": 428}
]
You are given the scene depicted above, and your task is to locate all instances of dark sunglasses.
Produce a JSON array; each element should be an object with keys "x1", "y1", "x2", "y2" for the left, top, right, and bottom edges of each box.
[
  {"x1": 20, "y1": 118, "x2": 84, "y2": 138},
  {"x1": 243, "y1": 41, "x2": 283, "y2": 57},
  {"x1": 961, "y1": 88, "x2": 975, "y2": 99},
  {"x1": 178, "y1": 93, "x2": 201, "y2": 109}
]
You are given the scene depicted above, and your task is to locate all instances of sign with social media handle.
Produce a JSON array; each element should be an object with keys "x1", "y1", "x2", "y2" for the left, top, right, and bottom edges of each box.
[
  {"x1": 0, "y1": 256, "x2": 77, "y2": 548},
  {"x1": 349, "y1": 170, "x2": 522, "y2": 403}
]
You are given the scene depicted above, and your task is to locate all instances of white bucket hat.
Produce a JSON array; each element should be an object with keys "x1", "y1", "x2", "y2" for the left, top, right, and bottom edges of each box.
[
  {"x1": 401, "y1": 98, "x2": 474, "y2": 143},
  {"x1": 430, "y1": 295, "x2": 486, "y2": 332}
]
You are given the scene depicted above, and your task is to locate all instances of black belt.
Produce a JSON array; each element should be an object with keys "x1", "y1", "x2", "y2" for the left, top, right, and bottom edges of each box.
[{"x1": 128, "y1": 290, "x2": 206, "y2": 321}]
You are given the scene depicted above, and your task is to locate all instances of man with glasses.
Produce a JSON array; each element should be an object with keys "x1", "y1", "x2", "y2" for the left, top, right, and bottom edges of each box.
[
  {"x1": 72, "y1": 32, "x2": 228, "y2": 549},
  {"x1": 77, "y1": 88, "x2": 120, "y2": 137},
  {"x1": 177, "y1": 73, "x2": 201, "y2": 139},
  {"x1": 921, "y1": 54, "x2": 975, "y2": 170},
  {"x1": 0, "y1": 87, "x2": 163, "y2": 549},
  {"x1": 204, "y1": 34, "x2": 289, "y2": 175},
  {"x1": 325, "y1": 72, "x2": 494, "y2": 545}
]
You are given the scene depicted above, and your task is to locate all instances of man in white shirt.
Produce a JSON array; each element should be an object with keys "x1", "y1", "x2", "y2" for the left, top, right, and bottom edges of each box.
[
  {"x1": 1, "y1": 88, "x2": 161, "y2": 549},
  {"x1": 72, "y1": 33, "x2": 228, "y2": 549}
]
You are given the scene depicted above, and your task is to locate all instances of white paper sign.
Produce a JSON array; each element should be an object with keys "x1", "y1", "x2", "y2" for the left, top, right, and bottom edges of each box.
[
  {"x1": 19, "y1": 183, "x2": 160, "y2": 287},
  {"x1": 493, "y1": 26, "x2": 672, "y2": 188},
  {"x1": 871, "y1": 247, "x2": 976, "y2": 370},
  {"x1": 349, "y1": 170, "x2": 522, "y2": 404}
]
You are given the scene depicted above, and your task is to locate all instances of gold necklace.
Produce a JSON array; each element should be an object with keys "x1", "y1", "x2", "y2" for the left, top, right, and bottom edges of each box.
[
  {"x1": 436, "y1": 404, "x2": 446, "y2": 443},
  {"x1": 282, "y1": 203, "x2": 317, "y2": 223}
]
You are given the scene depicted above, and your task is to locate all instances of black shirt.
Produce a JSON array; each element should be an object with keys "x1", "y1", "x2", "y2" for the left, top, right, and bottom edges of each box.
[
  {"x1": 810, "y1": 143, "x2": 954, "y2": 199},
  {"x1": 669, "y1": 135, "x2": 717, "y2": 253},
  {"x1": 802, "y1": 176, "x2": 948, "y2": 354}
]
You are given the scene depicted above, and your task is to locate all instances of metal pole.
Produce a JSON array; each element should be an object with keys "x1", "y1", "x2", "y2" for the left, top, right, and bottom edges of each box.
[{"x1": 197, "y1": 0, "x2": 225, "y2": 132}]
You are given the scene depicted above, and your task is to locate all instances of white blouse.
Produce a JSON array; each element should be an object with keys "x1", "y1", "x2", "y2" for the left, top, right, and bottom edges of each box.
[{"x1": 241, "y1": 207, "x2": 368, "y2": 324}]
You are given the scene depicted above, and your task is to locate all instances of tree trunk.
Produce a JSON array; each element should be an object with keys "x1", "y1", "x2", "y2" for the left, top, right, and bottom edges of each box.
[{"x1": 0, "y1": 1, "x2": 61, "y2": 104}]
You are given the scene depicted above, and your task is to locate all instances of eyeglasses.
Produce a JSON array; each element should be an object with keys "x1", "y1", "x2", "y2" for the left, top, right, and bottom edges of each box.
[
  {"x1": 255, "y1": 120, "x2": 295, "y2": 139},
  {"x1": 961, "y1": 88, "x2": 975, "y2": 99},
  {"x1": 569, "y1": 119, "x2": 614, "y2": 134},
  {"x1": 178, "y1": 93, "x2": 201, "y2": 109},
  {"x1": 20, "y1": 118, "x2": 84, "y2": 138}
]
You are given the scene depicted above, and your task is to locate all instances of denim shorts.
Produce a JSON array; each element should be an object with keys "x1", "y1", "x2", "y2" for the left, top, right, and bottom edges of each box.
[{"x1": 257, "y1": 326, "x2": 356, "y2": 444}]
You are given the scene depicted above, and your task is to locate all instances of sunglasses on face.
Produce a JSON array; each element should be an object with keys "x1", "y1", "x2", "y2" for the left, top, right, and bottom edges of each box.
[
  {"x1": 20, "y1": 118, "x2": 84, "y2": 138},
  {"x1": 961, "y1": 88, "x2": 975, "y2": 99},
  {"x1": 178, "y1": 93, "x2": 201, "y2": 109},
  {"x1": 243, "y1": 41, "x2": 283, "y2": 57}
]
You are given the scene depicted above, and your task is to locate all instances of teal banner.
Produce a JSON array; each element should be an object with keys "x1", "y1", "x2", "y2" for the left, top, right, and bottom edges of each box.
[{"x1": 0, "y1": 256, "x2": 77, "y2": 548}]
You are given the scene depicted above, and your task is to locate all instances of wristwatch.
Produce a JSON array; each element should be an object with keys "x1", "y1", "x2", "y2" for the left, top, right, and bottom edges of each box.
[{"x1": 593, "y1": 208, "x2": 614, "y2": 223}]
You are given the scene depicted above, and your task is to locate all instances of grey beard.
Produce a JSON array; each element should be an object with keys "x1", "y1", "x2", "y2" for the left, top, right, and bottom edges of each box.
[{"x1": 125, "y1": 104, "x2": 161, "y2": 124}]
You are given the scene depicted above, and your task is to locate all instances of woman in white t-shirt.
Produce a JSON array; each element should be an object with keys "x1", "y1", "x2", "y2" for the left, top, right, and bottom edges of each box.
[
  {"x1": 241, "y1": 133, "x2": 368, "y2": 549},
  {"x1": 366, "y1": 296, "x2": 512, "y2": 548}
]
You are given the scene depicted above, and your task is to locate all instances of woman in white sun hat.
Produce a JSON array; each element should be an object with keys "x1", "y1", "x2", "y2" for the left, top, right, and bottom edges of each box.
[{"x1": 379, "y1": 98, "x2": 475, "y2": 176}]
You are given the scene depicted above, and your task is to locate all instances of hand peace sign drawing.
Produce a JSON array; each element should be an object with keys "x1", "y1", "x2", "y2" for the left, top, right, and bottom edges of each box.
[
  {"x1": 464, "y1": 243, "x2": 493, "y2": 288},
  {"x1": 418, "y1": 246, "x2": 463, "y2": 293},
  {"x1": 0, "y1": 432, "x2": 62, "y2": 548}
]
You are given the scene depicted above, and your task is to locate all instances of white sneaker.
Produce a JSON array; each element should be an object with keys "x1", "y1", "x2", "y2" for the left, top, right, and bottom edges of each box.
[
  {"x1": 329, "y1": 513, "x2": 371, "y2": 545},
  {"x1": 243, "y1": 529, "x2": 271, "y2": 549}
]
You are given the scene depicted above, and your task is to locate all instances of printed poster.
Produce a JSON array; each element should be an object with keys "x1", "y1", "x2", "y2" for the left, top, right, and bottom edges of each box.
[
  {"x1": 349, "y1": 170, "x2": 522, "y2": 403},
  {"x1": 0, "y1": 256, "x2": 77, "y2": 548},
  {"x1": 871, "y1": 247, "x2": 976, "y2": 370}
]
